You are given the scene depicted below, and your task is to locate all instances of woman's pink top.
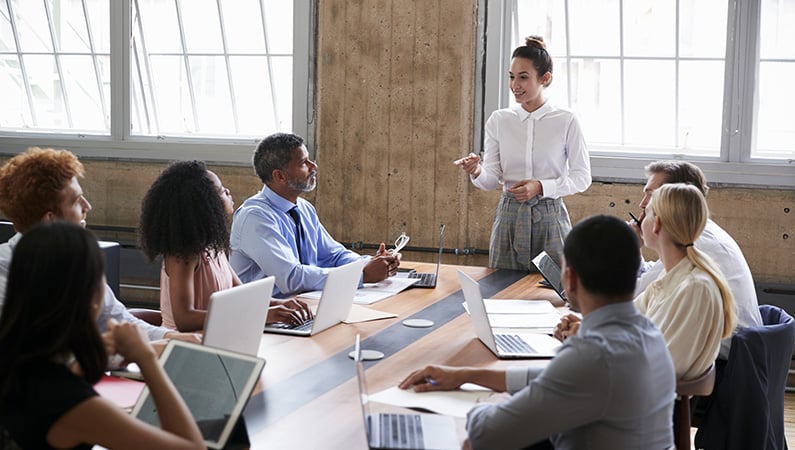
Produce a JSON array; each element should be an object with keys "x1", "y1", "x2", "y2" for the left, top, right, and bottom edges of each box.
[{"x1": 160, "y1": 250, "x2": 234, "y2": 330}]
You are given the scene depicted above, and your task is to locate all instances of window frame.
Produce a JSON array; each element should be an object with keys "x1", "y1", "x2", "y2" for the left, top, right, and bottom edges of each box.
[
  {"x1": 0, "y1": 0, "x2": 315, "y2": 164},
  {"x1": 478, "y1": 0, "x2": 795, "y2": 188}
]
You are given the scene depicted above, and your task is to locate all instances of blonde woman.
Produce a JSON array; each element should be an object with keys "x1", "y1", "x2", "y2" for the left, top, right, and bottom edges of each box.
[{"x1": 635, "y1": 183, "x2": 736, "y2": 381}]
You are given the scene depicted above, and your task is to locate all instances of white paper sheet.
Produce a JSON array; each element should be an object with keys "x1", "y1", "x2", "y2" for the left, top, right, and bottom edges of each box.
[
  {"x1": 482, "y1": 299, "x2": 558, "y2": 314},
  {"x1": 488, "y1": 312, "x2": 562, "y2": 329},
  {"x1": 298, "y1": 277, "x2": 419, "y2": 305},
  {"x1": 369, "y1": 383, "x2": 494, "y2": 418},
  {"x1": 343, "y1": 304, "x2": 398, "y2": 323}
]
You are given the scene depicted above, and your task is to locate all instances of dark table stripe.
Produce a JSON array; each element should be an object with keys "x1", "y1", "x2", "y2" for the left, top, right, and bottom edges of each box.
[{"x1": 243, "y1": 269, "x2": 528, "y2": 428}]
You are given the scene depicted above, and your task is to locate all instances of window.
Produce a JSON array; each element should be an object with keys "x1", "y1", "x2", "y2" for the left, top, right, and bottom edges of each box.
[
  {"x1": 0, "y1": 0, "x2": 110, "y2": 132},
  {"x1": 481, "y1": 0, "x2": 795, "y2": 187},
  {"x1": 0, "y1": 0, "x2": 313, "y2": 162}
]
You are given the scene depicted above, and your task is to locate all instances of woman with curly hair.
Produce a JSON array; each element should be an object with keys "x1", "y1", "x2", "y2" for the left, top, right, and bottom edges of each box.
[{"x1": 139, "y1": 160, "x2": 311, "y2": 332}]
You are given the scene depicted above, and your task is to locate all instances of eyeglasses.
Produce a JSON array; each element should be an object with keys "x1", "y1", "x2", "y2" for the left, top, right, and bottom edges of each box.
[{"x1": 391, "y1": 232, "x2": 410, "y2": 254}]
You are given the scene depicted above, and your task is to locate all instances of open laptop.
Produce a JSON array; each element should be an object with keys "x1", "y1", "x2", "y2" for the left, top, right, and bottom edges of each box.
[
  {"x1": 354, "y1": 336, "x2": 459, "y2": 450},
  {"x1": 131, "y1": 340, "x2": 265, "y2": 449},
  {"x1": 263, "y1": 258, "x2": 367, "y2": 336},
  {"x1": 457, "y1": 270, "x2": 562, "y2": 359},
  {"x1": 531, "y1": 251, "x2": 568, "y2": 302},
  {"x1": 408, "y1": 224, "x2": 445, "y2": 288},
  {"x1": 202, "y1": 276, "x2": 274, "y2": 356}
]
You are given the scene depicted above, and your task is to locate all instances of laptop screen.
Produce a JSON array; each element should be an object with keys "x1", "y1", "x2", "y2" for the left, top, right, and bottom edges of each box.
[
  {"x1": 433, "y1": 224, "x2": 446, "y2": 276},
  {"x1": 131, "y1": 341, "x2": 265, "y2": 448},
  {"x1": 353, "y1": 336, "x2": 374, "y2": 441}
]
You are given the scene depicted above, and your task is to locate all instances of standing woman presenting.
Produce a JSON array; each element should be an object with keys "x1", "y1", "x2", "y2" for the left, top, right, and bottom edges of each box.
[{"x1": 457, "y1": 36, "x2": 591, "y2": 270}]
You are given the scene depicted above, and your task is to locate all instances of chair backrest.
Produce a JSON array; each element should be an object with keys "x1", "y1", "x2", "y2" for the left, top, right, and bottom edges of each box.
[
  {"x1": 677, "y1": 363, "x2": 716, "y2": 397},
  {"x1": 675, "y1": 364, "x2": 715, "y2": 450},
  {"x1": 695, "y1": 304, "x2": 795, "y2": 450},
  {"x1": 0, "y1": 221, "x2": 15, "y2": 243}
]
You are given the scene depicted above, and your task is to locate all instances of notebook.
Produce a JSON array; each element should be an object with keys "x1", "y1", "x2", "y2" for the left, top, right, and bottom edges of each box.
[
  {"x1": 131, "y1": 340, "x2": 265, "y2": 449},
  {"x1": 408, "y1": 224, "x2": 445, "y2": 289},
  {"x1": 354, "y1": 335, "x2": 459, "y2": 450},
  {"x1": 202, "y1": 276, "x2": 274, "y2": 356},
  {"x1": 263, "y1": 258, "x2": 367, "y2": 336},
  {"x1": 531, "y1": 251, "x2": 568, "y2": 301},
  {"x1": 457, "y1": 270, "x2": 562, "y2": 359}
]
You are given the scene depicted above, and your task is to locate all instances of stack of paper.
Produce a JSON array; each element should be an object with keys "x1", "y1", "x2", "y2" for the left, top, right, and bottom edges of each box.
[
  {"x1": 299, "y1": 277, "x2": 419, "y2": 305},
  {"x1": 369, "y1": 383, "x2": 495, "y2": 418},
  {"x1": 464, "y1": 299, "x2": 562, "y2": 333}
]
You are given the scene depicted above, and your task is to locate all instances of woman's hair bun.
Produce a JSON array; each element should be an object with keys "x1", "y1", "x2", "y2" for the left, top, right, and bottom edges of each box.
[{"x1": 525, "y1": 35, "x2": 546, "y2": 50}]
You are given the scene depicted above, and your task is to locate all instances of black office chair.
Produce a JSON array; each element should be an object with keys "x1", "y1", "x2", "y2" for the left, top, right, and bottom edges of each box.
[
  {"x1": 695, "y1": 305, "x2": 795, "y2": 450},
  {"x1": 0, "y1": 221, "x2": 16, "y2": 243}
]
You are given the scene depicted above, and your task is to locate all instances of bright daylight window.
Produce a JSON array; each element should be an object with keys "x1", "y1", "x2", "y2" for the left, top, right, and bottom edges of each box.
[
  {"x1": 756, "y1": 0, "x2": 795, "y2": 159},
  {"x1": 1, "y1": 0, "x2": 302, "y2": 143},
  {"x1": 484, "y1": 0, "x2": 795, "y2": 180},
  {"x1": 0, "y1": 0, "x2": 110, "y2": 132}
]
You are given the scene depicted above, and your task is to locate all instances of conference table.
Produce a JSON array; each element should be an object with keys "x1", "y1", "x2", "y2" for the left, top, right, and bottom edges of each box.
[{"x1": 242, "y1": 262, "x2": 566, "y2": 449}]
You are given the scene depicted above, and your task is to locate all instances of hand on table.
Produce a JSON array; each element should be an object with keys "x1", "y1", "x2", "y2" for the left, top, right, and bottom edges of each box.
[
  {"x1": 398, "y1": 365, "x2": 465, "y2": 393},
  {"x1": 553, "y1": 313, "x2": 581, "y2": 341}
]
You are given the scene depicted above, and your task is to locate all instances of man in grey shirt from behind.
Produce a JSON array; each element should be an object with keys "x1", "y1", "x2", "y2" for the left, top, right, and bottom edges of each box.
[{"x1": 399, "y1": 215, "x2": 676, "y2": 450}]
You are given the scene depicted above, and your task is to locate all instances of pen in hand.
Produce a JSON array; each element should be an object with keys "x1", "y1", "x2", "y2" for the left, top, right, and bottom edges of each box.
[{"x1": 628, "y1": 211, "x2": 641, "y2": 227}]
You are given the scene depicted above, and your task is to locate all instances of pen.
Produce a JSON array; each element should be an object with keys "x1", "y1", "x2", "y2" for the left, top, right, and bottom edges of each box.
[
  {"x1": 424, "y1": 377, "x2": 438, "y2": 386},
  {"x1": 628, "y1": 211, "x2": 641, "y2": 227}
]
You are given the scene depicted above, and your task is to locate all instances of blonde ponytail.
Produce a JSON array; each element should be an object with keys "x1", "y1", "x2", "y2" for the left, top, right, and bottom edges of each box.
[{"x1": 651, "y1": 184, "x2": 737, "y2": 338}]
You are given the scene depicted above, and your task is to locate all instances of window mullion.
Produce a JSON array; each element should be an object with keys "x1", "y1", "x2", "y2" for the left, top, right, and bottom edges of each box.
[
  {"x1": 81, "y1": 0, "x2": 109, "y2": 130},
  {"x1": 5, "y1": 0, "x2": 37, "y2": 126},
  {"x1": 674, "y1": 0, "x2": 680, "y2": 149},
  {"x1": 722, "y1": 0, "x2": 761, "y2": 163},
  {"x1": 618, "y1": 0, "x2": 625, "y2": 145},
  {"x1": 173, "y1": 0, "x2": 199, "y2": 133},
  {"x1": 131, "y1": 0, "x2": 159, "y2": 135},
  {"x1": 110, "y1": 0, "x2": 129, "y2": 139},
  {"x1": 215, "y1": 0, "x2": 239, "y2": 134},
  {"x1": 563, "y1": 0, "x2": 572, "y2": 109},
  {"x1": 43, "y1": 0, "x2": 73, "y2": 128},
  {"x1": 259, "y1": 0, "x2": 280, "y2": 129}
]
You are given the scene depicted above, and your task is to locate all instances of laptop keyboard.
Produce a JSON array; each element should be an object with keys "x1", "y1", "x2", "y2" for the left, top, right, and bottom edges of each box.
[
  {"x1": 377, "y1": 413, "x2": 424, "y2": 449},
  {"x1": 268, "y1": 319, "x2": 314, "y2": 332},
  {"x1": 495, "y1": 334, "x2": 535, "y2": 354},
  {"x1": 408, "y1": 272, "x2": 436, "y2": 286}
]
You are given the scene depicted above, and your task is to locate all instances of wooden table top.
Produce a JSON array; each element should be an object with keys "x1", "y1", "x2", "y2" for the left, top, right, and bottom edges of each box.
[{"x1": 243, "y1": 262, "x2": 564, "y2": 449}]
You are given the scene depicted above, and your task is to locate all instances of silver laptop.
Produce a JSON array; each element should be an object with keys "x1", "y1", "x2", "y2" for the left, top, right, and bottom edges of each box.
[
  {"x1": 202, "y1": 276, "x2": 274, "y2": 356},
  {"x1": 263, "y1": 258, "x2": 367, "y2": 336},
  {"x1": 354, "y1": 336, "x2": 459, "y2": 450},
  {"x1": 457, "y1": 270, "x2": 561, "y2": 359},
  {"x1": 131, "y1": 340, "x2": 265, "y2": 449},
  {"x1": 531, "y1": 251, "x2": 567, "y2": 301},
  {"x1": 409, "y1": 224, "x2": 445, "y2": 288}
]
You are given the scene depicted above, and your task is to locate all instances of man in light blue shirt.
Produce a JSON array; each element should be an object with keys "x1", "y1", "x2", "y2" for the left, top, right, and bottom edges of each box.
[
  {"x1": 399, "y1": 215, "x2": 675, "y2": 450},
  {"x1": 230, "y1": 133, "x2": 400, "y2": 298}
]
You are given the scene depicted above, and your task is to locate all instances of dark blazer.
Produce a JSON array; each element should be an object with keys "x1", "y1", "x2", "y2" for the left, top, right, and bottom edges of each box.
[{"x1": 695, "y1": 305, "x2": 795, "y2": 450}]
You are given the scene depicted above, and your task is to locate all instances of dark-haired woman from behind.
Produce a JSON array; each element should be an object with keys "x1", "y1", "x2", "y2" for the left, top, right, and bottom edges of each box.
[
  {"x1": 0, "y1": 222, "x2": 204, "y2": 449},
  {"x1": 455, "y1": 35, "x2": 591, "y2": 270},
  {"x1": 139, "y1": 160, "x2": 312, "y2": 332}
]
